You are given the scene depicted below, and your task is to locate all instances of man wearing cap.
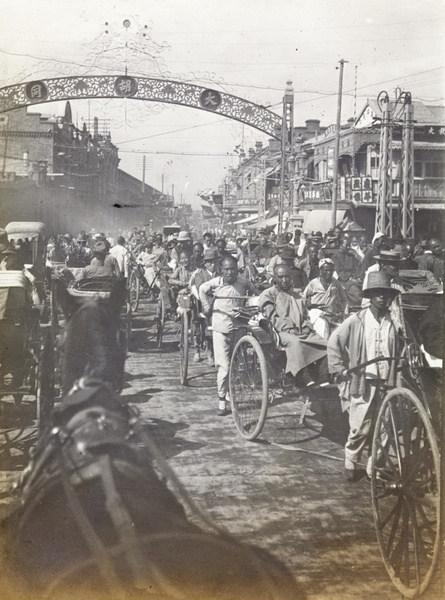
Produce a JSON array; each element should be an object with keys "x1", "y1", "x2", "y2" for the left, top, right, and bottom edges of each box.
[
  {"x1": 303, "y1": 258, "x2": 348, "y2": 339},
  {"x1": 328, "y1": 271, "x2": 401, "y2": 482},
  {"x1": 81, "y1": 241, "x2": 119, "y2": 279},
  {"x1": 265, "y1": 234, "x2": 290, "y2": 279},
  {"x1": 249, "y1": 229, "x2": 275, "y2": 267},
  {"x1": 330, "y1": 236, "x2": 363, "y2": 308},
  {"x1": 199, "y1": 255, "x2": 255, "y2": 416},
  {"x1": 415, "y1": 238, "x2": 444, "y2": 282},
  {"x1": 297, "y1": 244, "x2": 320, "y2": 282},
  {"x1": 361, "y1": 232, "x2": 387, "y2": 275},
  {"x1": 66, "y1": 232, "x2": 92, "y2": 268},
  {"x1": 189, "y1": 248, "x2": 219, "y2": 364}
]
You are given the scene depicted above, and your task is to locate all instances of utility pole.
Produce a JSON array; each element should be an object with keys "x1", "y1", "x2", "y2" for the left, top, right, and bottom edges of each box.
[
  {"x1": 401, "y1": 93, "x2": 414, "y2": 238},
  {"x1": 331, "y1": 59, "x2": 347, "y2": 230},
  {"x1": 279, "y1": 80, "x2": 294, "y2": 234}
]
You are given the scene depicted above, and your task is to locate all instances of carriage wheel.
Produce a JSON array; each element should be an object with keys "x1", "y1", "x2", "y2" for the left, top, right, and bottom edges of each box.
[
  {"x1": 156, "y1": 293, "x2": 165, "y2": 348},
  {"x1": 179, "y1": 310, "x2": 191, "y2": 386},
  {"x1": 370, "y1": 387, "x2": 441, "y2": 598},
  {"x1": 229, "y1": 335, "x2": 269, "y2": 440},
  {"x1": 128, "y1": 270, "x2": 140, "y2": 312},
  {"x1": 36, "y1": 330, "x2": 55, "y2": 436}
]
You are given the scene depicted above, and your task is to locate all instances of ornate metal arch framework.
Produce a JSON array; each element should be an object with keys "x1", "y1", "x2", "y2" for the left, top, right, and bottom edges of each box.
[{"x1": 0, "y1": 75, "x2": 282, "y2": 139}]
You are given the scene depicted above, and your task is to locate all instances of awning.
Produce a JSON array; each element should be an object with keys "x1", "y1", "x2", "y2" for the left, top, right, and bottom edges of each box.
[
  {"x1": 233, "y1": 214, "x2": 259, "y2": 225},
  {"x1": 303, "y1": 210, "x2": 346, "y2": 234},
  {"x1": 245, "y1": 215, "x2": 279, "y2": 230}
]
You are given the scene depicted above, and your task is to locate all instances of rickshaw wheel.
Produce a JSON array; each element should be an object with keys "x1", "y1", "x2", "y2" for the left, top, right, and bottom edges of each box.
[
  {"x1": 156, "y1": 294, "x2": 165, "y2": 348},
  {"x1": 128, "y1": 270, "x2": 140, "y2": 312},
  {"x1": 229, "y1": 335, "x2": 268, "y2": 440},
  {"x1": 179, "y1": 310, "x2": 190, "y2": 386},
  {"x1": 36, "y1": 330, "x2": 55, "y2": 436},
  {"x1": 370, "y1": 387, "x2": 441, "y2": 598}
]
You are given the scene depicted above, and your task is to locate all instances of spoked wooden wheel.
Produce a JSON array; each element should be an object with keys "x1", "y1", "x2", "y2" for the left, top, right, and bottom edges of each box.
[
  {"x1": 179, "y1": 310, "x2": 191, "y2": 386},
  {"x1": 156, "y1": 293, "x2": 165, "y2": 349},
  {"x1": 370, "y1": 387, "x2": 441, "y2": 598},
  {"x1": 128, "y1": 269, "x2": 140, "y2": 312},
  {"x1": 229, "y1": 335, "x2": 268, "y2": 440}
]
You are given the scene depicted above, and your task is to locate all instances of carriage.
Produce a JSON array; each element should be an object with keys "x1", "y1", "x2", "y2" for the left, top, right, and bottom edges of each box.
[
  {"x1": 227, "y1": 278, "x2": 442, "y2": 599},
  {"x1": 5, "y1": 222, "x2": 47, "y2": 303},
  {"x1": 0, "y1": 270, "x2": 54, "y2": 434},
  {"x1": 67, "y1": 278, "x2": 133, "y2": 355}
]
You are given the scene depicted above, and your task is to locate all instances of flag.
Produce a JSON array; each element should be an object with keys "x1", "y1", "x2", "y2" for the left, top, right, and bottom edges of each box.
[
  {"x1": 211, "y1": 194, "x2": 223, "y2": 205},
  {"x1": 202, "y1": 205, "x2": 216, "y2": 219}
]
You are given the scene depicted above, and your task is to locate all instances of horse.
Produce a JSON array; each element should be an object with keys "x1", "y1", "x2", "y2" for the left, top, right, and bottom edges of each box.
[{"x1": 2, "y1": 279, "x2": 301, "y2": 600}]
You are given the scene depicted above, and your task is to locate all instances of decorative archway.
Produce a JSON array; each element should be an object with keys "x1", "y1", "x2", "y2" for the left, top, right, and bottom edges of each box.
[{"x1": 0, "y1": 75, "x2": 282, "y2": 139}]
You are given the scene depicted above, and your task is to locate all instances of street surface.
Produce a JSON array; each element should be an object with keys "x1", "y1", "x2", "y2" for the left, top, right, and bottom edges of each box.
[{"x1": 0, "y1": 296, "x2": 442, "y2": 600}]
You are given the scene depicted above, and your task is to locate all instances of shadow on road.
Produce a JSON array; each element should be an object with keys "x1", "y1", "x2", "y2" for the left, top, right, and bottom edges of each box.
[{"x1": 140, "y1": 417, "x2": 205, "y2": 459}]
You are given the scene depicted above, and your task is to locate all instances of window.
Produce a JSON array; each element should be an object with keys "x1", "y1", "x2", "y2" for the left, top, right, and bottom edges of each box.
[
  {"x1": 424, "y1": 162, "x2": 445, "y2": 178},
  {"x1": 370, "y1": 157, "x2": 380, "y2": 169},
  {"x1": 414, "y1": 162, "x2": 422, "y2": 177}
]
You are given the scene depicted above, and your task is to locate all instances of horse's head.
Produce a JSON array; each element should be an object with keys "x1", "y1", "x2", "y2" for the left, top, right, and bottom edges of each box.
[{"x1": 55, "y1": 278, "x2": 127, "y2": 395}]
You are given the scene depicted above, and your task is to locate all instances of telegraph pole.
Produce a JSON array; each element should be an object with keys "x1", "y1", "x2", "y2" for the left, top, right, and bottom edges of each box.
[
  {"x1": 331, "y1": 59, "x2": 347, "y2": 230},
  {"x1": 279, "y1": 80, "x2": 294, "y2": 234}
]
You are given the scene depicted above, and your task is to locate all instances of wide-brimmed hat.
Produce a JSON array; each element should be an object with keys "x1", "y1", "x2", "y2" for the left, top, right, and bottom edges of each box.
[
  {"x1": 203, "y1": 248, "x2": 218, "y2": 262},
  {"x1": 0, "y1": 229, "x2": 9, "y2": 252},
  {"x1": 276, "y1": 233, "x2": 289, "y2": 248},
  {"x1": 373, "y1": 250, "x2": 402, "y2": 262},
  {"x1": 257, "y1": 228, "x2": 269, "y2": 236},
  {"x1": 92, "y1": 241, "x2": 107, "y2": 254},
  {"x1": 280, "y1": 246, "x2": 295, "y2": 259},
  {"x1": 177, "y1": 231, "x2": 191, "y2": 242},
  {"x1": 1, "y1": 248, "x2": 16, "y2": 256},
  {"x1": 361, "y1": 271, "x2": 400, "y2": 298}
]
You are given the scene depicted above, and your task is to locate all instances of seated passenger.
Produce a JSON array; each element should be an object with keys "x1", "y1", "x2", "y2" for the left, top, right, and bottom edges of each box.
[
  {"x1": 303, "y1": 258, "x2": 348, "y2": 339},
  {"x1": 81, "y1": 241, "x2": 118, "y2": 279},
  {"x1": 168, "y1": 251, "x2": 194, "y2": 310},
  {"x1": 258, "y1": 264, "x2": 328, "y2": 388}
]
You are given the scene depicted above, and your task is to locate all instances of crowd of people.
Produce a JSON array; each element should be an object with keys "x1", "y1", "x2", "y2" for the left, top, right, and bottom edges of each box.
[{"x1": 0, "y1": 222, "x2": 443, "y2": 482}]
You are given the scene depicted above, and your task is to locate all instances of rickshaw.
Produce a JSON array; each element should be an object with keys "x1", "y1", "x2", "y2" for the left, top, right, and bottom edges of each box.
[
  {"x1": 0, "y1": 270, "x2": 54, "y2": 435},
  {"x1": 227, "y1": 278, "x2": 442, "y2": 599}
]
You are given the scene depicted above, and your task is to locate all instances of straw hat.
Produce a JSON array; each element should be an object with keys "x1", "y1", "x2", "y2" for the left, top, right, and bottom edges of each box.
[
  {"x1": 361, "y1": 271, "x2": 400, "y2": 298},
  {"x1": 373, "y1": 250, "x2": 402, "y2": 262},
  {"x1": 177, "y1": 231, "x2": 191, "y2": 242},
  {"x1": 203, "y1": 248, "x2": 218, "y2": 262}
]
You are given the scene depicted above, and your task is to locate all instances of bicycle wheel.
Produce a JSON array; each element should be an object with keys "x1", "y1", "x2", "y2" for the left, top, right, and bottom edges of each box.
[
  {"x1": 229, "y1": 335, "x2": 269, "y2": 440},
  {"x1": 156, "y1": 294, "x2": 165, "y2": 349},
  {"x1": 370, "y1": 387, "x2": 441, "y2": 598},
  {"x1": 179, "y1": 310, "x2": 190, "y2": 386},
  {"x1": 128, "y1": 270, "x2": 140, "y2": 312}
]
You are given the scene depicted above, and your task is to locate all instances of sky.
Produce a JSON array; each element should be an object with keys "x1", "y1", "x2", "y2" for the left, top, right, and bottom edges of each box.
[{"x1": 0, "y1": 0, "x2": 444, "y2": 209}]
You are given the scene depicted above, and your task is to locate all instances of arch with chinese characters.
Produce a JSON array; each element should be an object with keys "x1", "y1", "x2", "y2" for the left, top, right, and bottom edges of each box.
[{"x1": 0, "y1": 75, "x2": 282, "y2": 139}]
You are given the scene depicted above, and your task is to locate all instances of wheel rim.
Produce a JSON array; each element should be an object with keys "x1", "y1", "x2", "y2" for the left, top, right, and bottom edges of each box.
[
  {"x1": 371, "y1": 387, "x2": 441, "y2": 598},
  {"x1": 229, "y1": 336, "x2": 268, "y2": 440},
  {"x1": 129, "y1": 271, "x2": 140, "y2": 312},
  {"x1": 179, "y1": 311, "x2": 189, "y2": 385}
]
